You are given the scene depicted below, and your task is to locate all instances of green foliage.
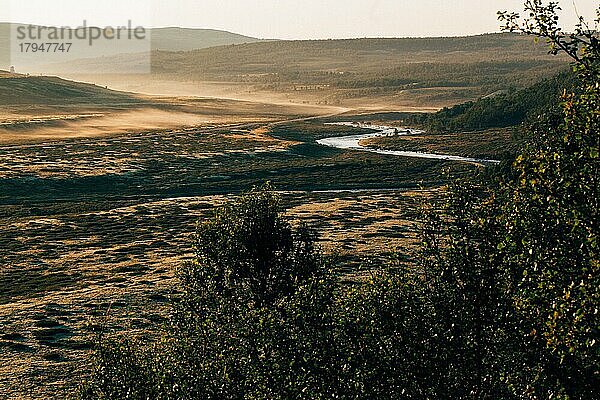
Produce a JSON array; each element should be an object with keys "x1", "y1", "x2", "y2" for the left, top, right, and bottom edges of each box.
[
  {"x1": 413, "y1": 71, "x2": 574, "y2": 132},
  {"x1": 78, "y1": 338, "x2": 164, "y2": 400},
  {"x1": 420, "y1": 3, "x2": 600, "y2": 397},
  {"x1": 499, "y1": 74, "x2": 599, "y2": 399},
  {"x1": 498, "y1": 3, "x2": 599, "y2": 397},
  {"x1": 79, "y1": 184, "x2": 338, "y2": 399},
  {"x1": 182, "y1": 184, "x2": 323, "y2": 305}
]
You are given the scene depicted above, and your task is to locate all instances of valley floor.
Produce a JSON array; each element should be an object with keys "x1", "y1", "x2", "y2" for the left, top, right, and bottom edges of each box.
[{"x1": 0, "y1": 94, "x2": 508, "y2": 399}]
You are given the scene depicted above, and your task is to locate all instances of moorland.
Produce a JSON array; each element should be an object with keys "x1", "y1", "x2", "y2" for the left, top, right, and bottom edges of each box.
[{"x1": 0, "y1": 27, "x2": 592, "y2": 399}]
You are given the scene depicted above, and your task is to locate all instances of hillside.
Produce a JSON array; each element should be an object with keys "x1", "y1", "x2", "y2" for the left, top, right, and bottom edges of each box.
[
  {"x1": 150, "y1": 33, "x2": 566, "y2": 85},
  {"x1": 54, "y1": 33, "x2": 568, "y2": 107},
  {"x1": 0, "y1": 73, "x2": 139, "y2": 105},
  {"x1": 359, "y1": 71, "x2": 577, "y2": 162},
  {"x1": 0, "y1": 69, "x2": 330, "y2": 144},
  {"x1": 412, "y1": 71, "x2": 576, "y2": 131}
]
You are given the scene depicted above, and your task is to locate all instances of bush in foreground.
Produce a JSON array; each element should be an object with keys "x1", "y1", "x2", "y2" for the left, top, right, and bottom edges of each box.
[{"x1": 79, "y1": 3, "x2": 598, "y2": 399}]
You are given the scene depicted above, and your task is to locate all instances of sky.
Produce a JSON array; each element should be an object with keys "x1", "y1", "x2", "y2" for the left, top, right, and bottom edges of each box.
[{"x1": 1, "y1": 0, "x2": 598, "y2": 39}]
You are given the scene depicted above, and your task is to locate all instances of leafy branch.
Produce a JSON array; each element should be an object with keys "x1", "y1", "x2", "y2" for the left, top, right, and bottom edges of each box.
[{"x1": 498, "y1": 0, "x2": 599, "y2": 73}]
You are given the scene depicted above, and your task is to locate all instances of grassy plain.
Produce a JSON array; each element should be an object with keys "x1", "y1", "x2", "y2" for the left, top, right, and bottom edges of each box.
[
  {"x1": 0, "y1": 35, "x2": 534, "y2": 396},
  {"x1": 0, "y1": 113, "x2": 470, "y2": 398}
]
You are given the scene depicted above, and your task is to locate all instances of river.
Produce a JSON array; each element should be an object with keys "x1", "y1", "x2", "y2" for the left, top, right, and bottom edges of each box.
[{"x1": 317, "y1": 122, "x2": 500, "y2": 165}]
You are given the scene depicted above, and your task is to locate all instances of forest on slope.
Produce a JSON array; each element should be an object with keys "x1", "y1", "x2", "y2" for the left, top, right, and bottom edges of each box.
[{"x1": 413, "y1": 71, "x2": 576, "y2": 131}]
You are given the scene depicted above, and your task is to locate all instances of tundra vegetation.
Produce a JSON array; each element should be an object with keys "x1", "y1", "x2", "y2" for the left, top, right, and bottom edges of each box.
[{"x1": 79, "y1": 2, "x2": 599, "y2": 399}]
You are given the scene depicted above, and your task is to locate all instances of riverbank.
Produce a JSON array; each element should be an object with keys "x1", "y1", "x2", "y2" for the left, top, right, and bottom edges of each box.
[
  {"x1": 361, "y1": 127, "x2": 521, "y2": 162},
  {"x1": 317, "y1": 122, "x2": 501, "y2": 165}
]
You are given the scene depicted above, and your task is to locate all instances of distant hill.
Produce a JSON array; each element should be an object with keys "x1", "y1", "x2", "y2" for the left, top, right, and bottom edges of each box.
[
  {"x1": 151, "y1": 33, "x2": 561, "y2": 72},
  {"x1": 0, "y1": 23, "x2": 263, "y2": 52},
  {"x1": 0, "y1": 23, "x2": 264, "y2": 73},
  {"x1": 146, "y1": 33, "x2": 568, "y2": 101},
  {"x1": 48, "y1": 33, "x2": 567, "y2": 89},
  {"x1": 150, "y1": 27, "x2": 265, "y2": 51},
  {"x1": 0, "y1": 72, "x2": 139, "y2": 105},
  {"x1": 2, "y1": 30, "x2": 571, "y2": 107}
]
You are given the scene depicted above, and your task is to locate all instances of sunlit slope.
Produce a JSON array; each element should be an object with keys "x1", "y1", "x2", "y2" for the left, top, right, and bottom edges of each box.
[
  {"x1": 415, "y1": 71, "x2": 577, "y2": 131},
  {"x1": 0, "y1": 73, "x2": 139, "y2": 105}
]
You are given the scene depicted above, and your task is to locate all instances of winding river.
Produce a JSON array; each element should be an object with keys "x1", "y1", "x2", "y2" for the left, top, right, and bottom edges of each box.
[{"x1": 317, "y1": 122, "x2": 501, "y2": 165}]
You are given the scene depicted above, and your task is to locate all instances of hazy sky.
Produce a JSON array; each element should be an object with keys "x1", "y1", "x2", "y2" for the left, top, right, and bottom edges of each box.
[{"x1": 1, "y1": 0, "x2": 598, "y2": 39}]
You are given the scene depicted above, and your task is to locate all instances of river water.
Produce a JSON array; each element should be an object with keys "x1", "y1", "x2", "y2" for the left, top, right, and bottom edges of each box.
[{"x1": 317, "y1": 122, "x2": 500, "y2": 165}]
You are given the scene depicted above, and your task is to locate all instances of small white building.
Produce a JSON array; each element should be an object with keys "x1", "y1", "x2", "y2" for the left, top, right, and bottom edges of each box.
[{"x1": 9, "y1": 66, "x2": 15, "y2": 74}]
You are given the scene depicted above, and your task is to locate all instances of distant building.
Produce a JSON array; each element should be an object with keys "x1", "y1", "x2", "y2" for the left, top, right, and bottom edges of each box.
[{"x1": 9, "y1": 66, "x2": 15, "y2": 74}]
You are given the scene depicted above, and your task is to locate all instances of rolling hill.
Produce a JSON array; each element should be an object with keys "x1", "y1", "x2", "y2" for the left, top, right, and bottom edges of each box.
[
  {"x1": 149, "y1": 33, "x2": 566, "y2": 83},
  {"x1": 0, "y1": 71, "x2": 139, "y2": 105},
  {"x1": 48, "y1": 33, "x2": 568, "y2": 104},
  {"x1": 2, "y1": 30, "x2": 571, "y2": 108}
]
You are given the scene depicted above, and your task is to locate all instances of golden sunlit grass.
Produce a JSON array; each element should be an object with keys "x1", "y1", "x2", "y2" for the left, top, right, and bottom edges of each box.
[{"x1": 0, "y1": 189, "x2": 430, "y2": 399}]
